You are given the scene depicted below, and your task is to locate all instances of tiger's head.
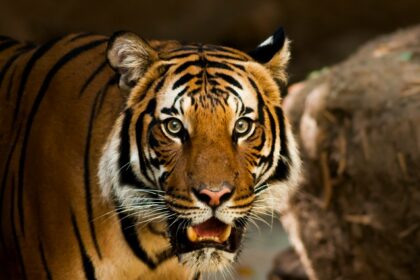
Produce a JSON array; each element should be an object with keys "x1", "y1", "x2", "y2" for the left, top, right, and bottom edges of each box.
[{"x1": 99, "y1": 28, "x2": 301, "y2": 274}]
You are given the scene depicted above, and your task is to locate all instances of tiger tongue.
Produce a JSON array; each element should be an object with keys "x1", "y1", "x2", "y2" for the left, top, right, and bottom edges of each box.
[{"x1": 193, "y1": 218, "x2": 227, "y2": 237}]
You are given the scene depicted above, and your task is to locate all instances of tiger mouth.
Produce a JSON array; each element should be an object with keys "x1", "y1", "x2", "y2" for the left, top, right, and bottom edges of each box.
[
  {"x1": 186, "y1": 218, "x2": 232, "y2": 243},
  {"x1": 170, "y1": 217, "x2": 243, "y2": 254}
]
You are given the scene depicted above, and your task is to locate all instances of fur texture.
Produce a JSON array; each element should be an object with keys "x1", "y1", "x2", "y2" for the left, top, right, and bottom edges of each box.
[{"x1": 0, "y1": 29, "x2": 300, "y2": 279}]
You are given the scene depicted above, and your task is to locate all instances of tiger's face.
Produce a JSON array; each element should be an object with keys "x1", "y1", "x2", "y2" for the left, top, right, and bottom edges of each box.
[{"x1": 100, "y1": 29, "x2": 300, "y2": 273}]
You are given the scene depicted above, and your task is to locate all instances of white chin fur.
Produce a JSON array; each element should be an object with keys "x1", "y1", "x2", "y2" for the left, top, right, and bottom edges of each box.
[{"x1": 179, "y1": 248, "x2": 235, "y2": 273}]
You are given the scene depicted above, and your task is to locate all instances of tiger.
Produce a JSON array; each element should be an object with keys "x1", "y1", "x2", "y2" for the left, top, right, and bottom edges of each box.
[{"x1": 0, "y1": 28, "x2": 301, "y2": 279}]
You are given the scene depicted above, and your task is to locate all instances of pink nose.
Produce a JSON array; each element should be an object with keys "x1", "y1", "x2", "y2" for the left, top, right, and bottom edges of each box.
[{"x1": 199, "y1": 187, "x2": 232, "y2": 206}]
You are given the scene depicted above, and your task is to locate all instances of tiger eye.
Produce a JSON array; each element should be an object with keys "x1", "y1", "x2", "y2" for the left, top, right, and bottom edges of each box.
[
  {"x1": 234, "y1": 118, "x2": 251, "y2": 135},
  {"x1": 165, "y1": 118, "x2": 183, "y2": 135}
]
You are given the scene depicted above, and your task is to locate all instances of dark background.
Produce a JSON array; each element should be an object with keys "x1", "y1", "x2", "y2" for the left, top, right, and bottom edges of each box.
[{"x1": 1, "y1": 0, "x2": 420, "y2": 81}]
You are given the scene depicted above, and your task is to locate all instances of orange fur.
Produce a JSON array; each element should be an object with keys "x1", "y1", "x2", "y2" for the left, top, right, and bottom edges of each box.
[{"x1": 0, "y1": 30, "x2": 300, "y2": 279}]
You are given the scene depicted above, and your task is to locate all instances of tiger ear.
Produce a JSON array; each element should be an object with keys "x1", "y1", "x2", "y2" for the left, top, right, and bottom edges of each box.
[
  {"x1": 107, "y1": 31, "x2": 158, "y2": 90},
  {"x1": 248, "y1": 27, "x2": 290, "y2": 82}
]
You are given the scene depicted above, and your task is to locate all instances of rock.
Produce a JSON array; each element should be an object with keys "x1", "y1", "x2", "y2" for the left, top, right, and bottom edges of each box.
[{"x1": 278, "y1": 25, "x2": 420, "y2": 280}]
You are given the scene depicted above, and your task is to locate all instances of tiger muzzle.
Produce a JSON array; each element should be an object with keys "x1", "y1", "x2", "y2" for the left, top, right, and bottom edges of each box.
[{"x1": 169, "y1": 217, "x2": 244, "y2": 255}]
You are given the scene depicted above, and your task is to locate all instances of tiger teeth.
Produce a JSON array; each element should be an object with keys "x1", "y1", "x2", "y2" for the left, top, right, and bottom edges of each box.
[
  {"x1": 219, "y1": 225, "x2": 231, "y2": 242},
  {"x1": 187, "y1": 226, "x2": 198, "y2": 242},
  {"x1": 186, "y1": 225, "x2": 232, "y2": 243}
]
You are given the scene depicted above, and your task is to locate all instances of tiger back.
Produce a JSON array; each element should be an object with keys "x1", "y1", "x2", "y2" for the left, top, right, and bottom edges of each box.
[{"x1": 0, "y1": 29, "x2": 300, "y2": 279}]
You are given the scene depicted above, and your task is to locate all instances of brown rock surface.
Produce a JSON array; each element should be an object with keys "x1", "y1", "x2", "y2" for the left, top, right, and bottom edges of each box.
[{"x1": 277, "y1": 25, "x2": 420, "y2": 279}]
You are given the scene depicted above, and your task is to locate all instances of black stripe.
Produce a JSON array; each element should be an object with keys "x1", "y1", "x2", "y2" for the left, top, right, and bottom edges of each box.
[
  {"x1": 83, "y1": 86, "x2": 107, "y2": 259},
  {"x1": 244, "y1": 106, "x2": 254, "y2": 114},
  {"x1": 193, "y1": 272, "x2": 201, "y2": 280},
  {"x1": 171, "y1": 45, "x2": 201, "y2": 52},
  {"x1": 206, "y1": 60, "x2": 234, "y2": 71},
  {"x1": 10, "y1": 176, "x2": 27, "y2": 280},
  {"x1": 96, "y1": 76, "x2": 118, "y2": 116},
  {"x1": 233, "y1": 193, "x2": 254, "y2": 201},
  {"x1": 0, "y1": 124, "x2": 22, "y2": 250},
  {"x1": 135, "y1": 99, "x2": 157, "y2": 185},
  {"x1": 160, "y1": 107, "x2": 179, "y2": 115},
  {"x1": 230, "y1": 63, "x2": 246, "y2": 71},
  {"x1": 268, "y1": 108, "x2": 278, "y2": 162},
  {"x1": 39, "y1": 241, "x2": 53, "y2": 280},
  {"x1": 116, "y1": 207, "x2": 157, "y2": 269},
  {"x1": 119, "y1": 105, "x2": 160, "y2": 190},
  {"x1": 12, "y1": 36, "x2": 63, "y2": 124},
  {"x1": 172, "y1": 57, "x2": 241, "y2": 77},
  {"x1": 276, "y1": 107, "x2": 290, "y2": 160},
  {"x1": 118, "y1": 109, "x2": 147, "y2": 187},
  {"x1": 5, "y1": 66, "x2": 17, "y2": 101},
  {"x1": 206, "y1": 53, "x2": 247, "y2": 61},
  {"x1": 166, "y1": 201, "x2": 199, "y2": 210},
  {"x1": 271, "y1": 107, "x2": 291, "y2": 180},
  {"x1": 71, "y1": 211, "x2": 97, "y2": 280},
  {"x1": 17, "y1": 39, "x2": 107, "y2": 235},
  {"x1": 154, "y1": 76, "x2": 166, "y2": 93},
  {"x1": 173, "y1": 86, "x2": 189, "y2": 106},
  {"x1": 215, "y1": 73, "x2": 243, "y2": 89},
  {"x1": 79, "y1": 61, "x2": 108, "y2": 97},
  {"x1": 131, "y1": 70, "x2": 159, "y2": 104},
  {"x1": 0, "y1": 45, "x2": 33, "y2": 87},
  {"x1": 225, "y1": 86, "x2": 242, "y2": 101},
  {"x1": 248, "y1": 77, "x2": 265, "y2": 122},
  {"x1": 172, "y1": 73, "x2": 197, "y2": 90},
  {"x1": 0, "y1": 40, "x2": 18, "y2": 53},
  {"x1": 258, "y1": 107, "x2": 277, "y2": 174},
  {"x1": 230, "y1": 201, "x2": 253, "y2": 209},
  {"x1": 174, "y1": 60, "x2": 204, "y2": 74},
  {"x1": 252, "y1": 129, "x2": 266, "y2": 151},
  {"x1": 254, "y1": 184, "x2": 268, "y2": 195},
  {"x1": 164, "y1": 52, "x2": 196, "y2": 60},
  {"x1": 157, "y1": 170, "x2": 169, "y2": 187},
  {"x1": 155, "y1": 248, "x2": 175, "y2": 265}
]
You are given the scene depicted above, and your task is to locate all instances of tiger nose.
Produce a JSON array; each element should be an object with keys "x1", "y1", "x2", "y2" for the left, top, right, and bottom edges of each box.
[{"x1": 198, "y1": 187, "x2": 232, "y2": 207}]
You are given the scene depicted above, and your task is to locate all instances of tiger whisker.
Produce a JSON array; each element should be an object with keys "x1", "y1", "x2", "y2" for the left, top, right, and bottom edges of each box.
[
  {"x1": 97, "y1": 205, "x2": 169, "y2": 222},
  {"x1": 136, "y1": 213, "x2": 175, "y2": 227},
  {"x1": 248, "y1": 213, "x2": 272, "y2": 229},
  {"x1": 246, "y1": 216, "x2": 261, "y2": 235},
  {"x1": 116, "y1": 161, "x2": 131, "y2": 173}
]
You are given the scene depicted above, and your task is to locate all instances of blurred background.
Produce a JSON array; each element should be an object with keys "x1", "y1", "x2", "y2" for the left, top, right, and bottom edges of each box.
[
  {"x1": 1, "y1": 1, "x2": 419, "y2": 279},
  {"x1": 1, "y1": 0, "x2": 420, "y2": 83}
]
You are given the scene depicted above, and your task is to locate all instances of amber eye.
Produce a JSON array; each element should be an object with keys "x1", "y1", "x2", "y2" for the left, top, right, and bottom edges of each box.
[
  {"x1": 164, "y1": 118, "x2": 183, "y2": 136},
  {"x1": 234, "y1": 118, "x2": 252, "y2": 136}
]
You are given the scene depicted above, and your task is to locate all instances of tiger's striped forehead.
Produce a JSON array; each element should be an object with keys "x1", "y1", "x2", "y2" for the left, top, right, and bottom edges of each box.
[{"x1": 152, "y1": 45, "x2": 262, "y2": 123}]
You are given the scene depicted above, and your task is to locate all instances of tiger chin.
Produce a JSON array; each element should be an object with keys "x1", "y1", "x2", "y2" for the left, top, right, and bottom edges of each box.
[
  {"x1": 99, "y1": 27, "x2": 301, "y2": 275},
  {"x1": 0, "y1": 27, "x2": 300, "y2": 279}
]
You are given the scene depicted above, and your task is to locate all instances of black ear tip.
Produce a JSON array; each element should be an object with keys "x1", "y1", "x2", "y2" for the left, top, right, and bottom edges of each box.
[
  {"x1": 273, "y1": 27, "x2": 286, "y2": 48},
  {"x1": 274, "y1": 27, "x2": 285, "y2": 36},
  {"x1": 248, "y1": 26, "x2": 287, "y2": 63}
]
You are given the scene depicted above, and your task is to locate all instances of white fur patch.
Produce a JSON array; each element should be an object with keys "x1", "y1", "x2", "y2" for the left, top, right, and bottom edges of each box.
[
  {"x1": 180, "y1": 248, "x2": 236, "y2": 274},
  {"x1": 259, "y1": 35, "x2": 274, "y2": 47}
]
